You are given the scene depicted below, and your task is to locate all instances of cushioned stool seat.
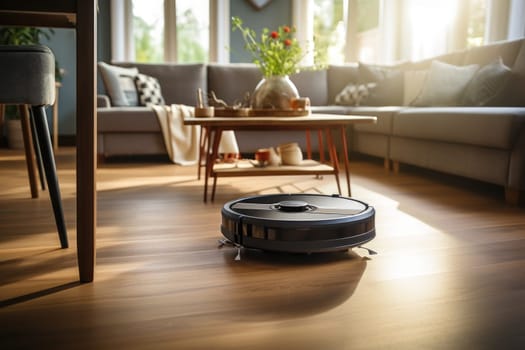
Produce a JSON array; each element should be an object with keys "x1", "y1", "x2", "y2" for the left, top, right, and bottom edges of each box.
[{"x1": 0, "y1": 45, "x2": 68, "y2": 248}]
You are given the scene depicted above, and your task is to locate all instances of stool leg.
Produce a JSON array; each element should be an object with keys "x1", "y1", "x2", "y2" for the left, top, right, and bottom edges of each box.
[
  {"x1": 19, "y1": 105, "x2": 39, "y2": 198},
  {"x1": 29, "y1": 107, "x2": 46, "y2": 190},
  {"x1": 31, "y1": 105, "x2": 68, "y2": 249}
]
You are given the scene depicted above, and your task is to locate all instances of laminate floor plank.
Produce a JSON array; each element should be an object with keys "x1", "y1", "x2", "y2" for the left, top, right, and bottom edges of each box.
[{"x1": 1, "y1": 148, "x2": 524, "y2": 349}]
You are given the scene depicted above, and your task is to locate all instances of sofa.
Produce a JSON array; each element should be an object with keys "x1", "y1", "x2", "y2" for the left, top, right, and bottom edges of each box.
[{"x1": 97, "y1": 38, "x2": 525, "y2": 204}]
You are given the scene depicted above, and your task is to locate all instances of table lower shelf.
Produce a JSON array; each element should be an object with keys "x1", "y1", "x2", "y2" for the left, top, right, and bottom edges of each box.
[{"x1": 212, "y1": 159, "x2": 335, "y2": 177}]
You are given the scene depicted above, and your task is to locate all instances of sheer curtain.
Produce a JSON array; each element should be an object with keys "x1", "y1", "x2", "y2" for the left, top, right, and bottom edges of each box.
[{"x1": 399, "y1": 0, "x2": 466, "y2": 61}]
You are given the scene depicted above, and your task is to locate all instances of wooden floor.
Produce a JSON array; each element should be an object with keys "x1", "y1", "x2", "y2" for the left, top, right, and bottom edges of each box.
[{"x1": 1, "y1": 147, "x2": 524, "y2": 349}]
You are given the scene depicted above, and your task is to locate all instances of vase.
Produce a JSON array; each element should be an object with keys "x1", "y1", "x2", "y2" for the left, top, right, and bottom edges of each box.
[{"x1": 251, "y1": 75, "x2": 299, "y2": 110}]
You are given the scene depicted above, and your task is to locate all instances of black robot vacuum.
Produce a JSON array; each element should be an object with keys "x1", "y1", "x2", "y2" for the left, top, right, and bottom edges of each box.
[{"x1": 221, "y1": 193, "x2": 376, "y2": 253}]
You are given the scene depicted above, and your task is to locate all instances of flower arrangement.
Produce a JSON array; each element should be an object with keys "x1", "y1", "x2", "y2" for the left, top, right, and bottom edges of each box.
[{"x1": 232, "y1": 16, "x2": 305, "y2": 78}]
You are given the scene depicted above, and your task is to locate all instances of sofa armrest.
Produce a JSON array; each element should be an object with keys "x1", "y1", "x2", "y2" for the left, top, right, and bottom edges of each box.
[{"x1": 97, "y1": 94, "x2": 111, "y2": 108}]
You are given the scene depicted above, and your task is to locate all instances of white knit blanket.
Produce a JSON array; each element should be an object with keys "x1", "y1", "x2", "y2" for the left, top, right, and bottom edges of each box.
[{"x1": 152, "y1": 104, "x2": 239, "y2": 165}]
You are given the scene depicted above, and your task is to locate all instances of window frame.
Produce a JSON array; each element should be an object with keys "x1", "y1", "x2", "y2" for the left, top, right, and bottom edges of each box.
[{"x1": 110, "y1": 0, "x2": 229, "y2": 63}]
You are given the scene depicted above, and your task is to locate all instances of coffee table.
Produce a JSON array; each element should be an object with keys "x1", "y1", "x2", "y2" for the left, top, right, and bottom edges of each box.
[{"x1": 184, "y1": 113, "x2": 377, "y2": 202}]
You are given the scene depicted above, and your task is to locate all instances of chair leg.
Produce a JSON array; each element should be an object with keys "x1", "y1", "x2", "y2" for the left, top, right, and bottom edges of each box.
[
  {"x1": 31, "y1": 105, "x2": 68, "y2": 249},
  {"x1": 29, "y1": 107, "x2": 46, "y2": 190}
]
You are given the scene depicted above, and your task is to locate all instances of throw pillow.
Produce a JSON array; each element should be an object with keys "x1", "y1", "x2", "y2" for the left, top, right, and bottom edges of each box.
[
  {"x1": 135, "y1": 73, "x2": 165, "y2": 106},
  {"x1": 355, "y1": 62, "x2": 404, "y2": 106},
  {"x1": 98, "y1": 62, "x2": 139, "y2": 106},
  {"x1": 335, "y1": 83, "x2": 376, "y2": 106},
  {"x1": 365, "y1": 70, "x2": 404, "y2": 106},
  {"x1": 403, "y1": 70, "x2": 428, "y2": 105},
  {"x1": 412, "y1": 60, "x2": 479, "y2": 106},
  {"x1": 461, "y1": 57, "x2": 512, "y2": 106}
]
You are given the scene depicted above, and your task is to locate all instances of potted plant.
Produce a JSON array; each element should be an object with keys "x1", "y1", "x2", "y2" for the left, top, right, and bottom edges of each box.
[
  {"x1": 0, "y1": 27, "x2": 62, "y2": 148},
  {"x1": 232, "y1": 17, "x2": 323, "y2": 110}
]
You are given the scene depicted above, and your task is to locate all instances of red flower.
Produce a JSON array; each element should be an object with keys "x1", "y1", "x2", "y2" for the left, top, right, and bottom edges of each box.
[
  {"x1": 271, "y1": 31, "x2": 279, "y2": 39},
  {"x1": 283, "y1": 26, "x2": 290, "y2": 33},
  {"x1": 284, "y1": 39, "x2": 292, "y2": 46}
]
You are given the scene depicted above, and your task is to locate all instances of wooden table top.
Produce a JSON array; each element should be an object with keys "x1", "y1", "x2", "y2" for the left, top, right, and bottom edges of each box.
[{"x1": 184, "y1": 114, "x2": 377, "y2": 128}]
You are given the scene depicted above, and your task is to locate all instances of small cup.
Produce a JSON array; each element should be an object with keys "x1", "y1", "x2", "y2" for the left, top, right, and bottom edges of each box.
[
  {"x1": 194, "y1": 106, "x2": 214, "y2": 118},
  {"x1": 255, "y1": 148, "x2": 271, "y2": 167},
  {"x1": 290, "y1": 97, "x2": 311, "y2": 110}
]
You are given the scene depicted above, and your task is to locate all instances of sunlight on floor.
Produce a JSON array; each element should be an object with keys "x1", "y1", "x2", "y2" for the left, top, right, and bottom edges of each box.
[{"x1": 96, "y1": 175, "x2": 197, "y2": 192}]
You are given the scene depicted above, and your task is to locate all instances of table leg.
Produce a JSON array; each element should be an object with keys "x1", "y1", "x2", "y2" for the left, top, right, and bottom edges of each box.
[
  {"x1": 198, "y1": 126, "x2": 208, "y2": 180},
  {"x1": 203, "y1": 128, "x2": 214, "y2": 202},
  {"x1": 318, "y1": 130, "x2": 325, "y2": 163},
  {"x1": 203, "y1": 128, "x2": 223, "y2": 202},
  {"x1": 340, "y1": 126, "x2": 351, "y2": 197},
  {"x1": 305, "y1": 130, "x2": 312, "y2": 159},
  {"x1": 325, "y1": 128, "x2": 341, "y2": 195},
  {"x1": 76, "y1": 0, "x2": 97, "y2": 283},
  {"x1": 210, "y1": 129, "x2": 223, "y2": 202}
]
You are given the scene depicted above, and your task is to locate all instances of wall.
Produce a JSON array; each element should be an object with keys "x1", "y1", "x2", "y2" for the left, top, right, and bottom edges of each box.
[{"x1": 230, "y1": 0, "x2": 292, "y2": 63}]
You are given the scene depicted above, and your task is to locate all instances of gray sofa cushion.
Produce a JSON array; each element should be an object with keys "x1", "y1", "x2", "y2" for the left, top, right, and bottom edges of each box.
[
  {"x1": 118, "y1": 62, "x2": 206, "y2": 106},
  {"x1": 291, "y1": 69, "x2": 328, "y2": 106},
  {"x1": 462, "y1": 38, "x2": 524, "y2": 67},
  {"x1": 97, "y1": 107, "x2": 161, "y2": 133},
  {"x1": 343, "y1": 106, "x2": 402, "y2": 134},
  {"x1": 392, "y1": 107, "x2": 520, "y2": 149},
  {"x1": 365, "y1": 71, "x2": 404, "y2": 106},
  {"x1": 327, "y1": 64, "x2": 359, "y2": 104},
  {"x1": 207, "y1": 63, "x2": 261, "y2": 105}
]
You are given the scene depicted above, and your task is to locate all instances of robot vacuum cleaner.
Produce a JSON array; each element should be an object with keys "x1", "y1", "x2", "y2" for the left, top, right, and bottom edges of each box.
[{"x1": 221, "y1": 193, "x2": 376, "y2": 254}]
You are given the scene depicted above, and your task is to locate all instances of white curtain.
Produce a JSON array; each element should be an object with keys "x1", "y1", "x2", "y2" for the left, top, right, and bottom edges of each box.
[
  {"x1": 110, "y1": 0, "x2": 135, "y2": 62},
  {"x1": 508, "y1": 0, "x2": 525, "y2": 39},
  {"x1": 210, "y1": 0, "x2": 230, "y2": 63},
  {"x1": 292, "y1": 0, "x2": 315, "y2": 66},
  {"x1": 400, "y1": 0, "x2": 460, "y2": 61},
  {"x1": 164, "y1": 0, "x2": 177, "y2": 62}
]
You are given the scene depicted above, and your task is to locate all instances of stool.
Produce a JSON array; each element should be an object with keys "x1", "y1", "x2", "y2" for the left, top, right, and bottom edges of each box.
[{"x1": 0, "y1": 45, "x2": 68, "y2": 248}]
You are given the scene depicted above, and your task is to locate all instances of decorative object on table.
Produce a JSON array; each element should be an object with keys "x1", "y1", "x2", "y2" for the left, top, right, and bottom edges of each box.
[
  {"x1": 232, "y1": 16, "x2": 313, "y2": 111},
  {"x1": 278, "y1": 142, "x2": 303, "y2": 165},
  {"x1": 251, "y1": 75, "x2": 299, "y2": 109},
  {"x1": 253, "y1": 148, "x2": 271, "y2": 167},
  {"x1": 207, "y1": 90, "x2": 251, "y2": 117},
  {"x1": 268, "y1": 146, "x2": 281, "y2": 166},
  {"x1": 194, "y1": 88, "x2": 214, "y2": 117},
  {"x1": 290, "y1": 97, "x2": 311, "y2": 110}
]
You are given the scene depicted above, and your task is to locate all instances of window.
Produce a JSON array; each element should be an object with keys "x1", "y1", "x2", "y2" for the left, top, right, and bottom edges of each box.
[
  {"x1": 313, "y1": 0, "x2": 346, "y2": 64},
  {"x1": 112, "y1": 0, "x2": 228, "y2": 63},
  {"x1": 467, "y1": 0, "x2": 486, "y2": 47},
  {"x1": 298, "y1": 0, "x2": 494, "y2": 65},
  {"x1": 175, "y1": 0, "x2": 209, "y2": 63},
  {"x1": 133, "y1": 0, "x2": 164, "y2": 62}
]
